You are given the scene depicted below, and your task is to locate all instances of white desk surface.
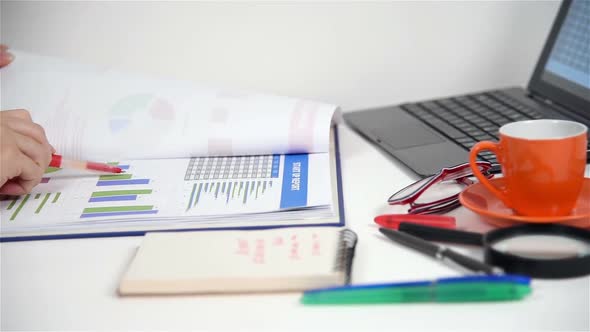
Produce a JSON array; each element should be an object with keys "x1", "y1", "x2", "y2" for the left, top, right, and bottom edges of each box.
[{"x1": 1, "y1": 1, "x2": 589, "y2": 331}]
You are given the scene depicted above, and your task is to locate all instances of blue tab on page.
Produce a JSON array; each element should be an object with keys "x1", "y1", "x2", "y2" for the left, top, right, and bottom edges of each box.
[{"x1": 280, "y1": 154, "x2": 309, "y2": 209}]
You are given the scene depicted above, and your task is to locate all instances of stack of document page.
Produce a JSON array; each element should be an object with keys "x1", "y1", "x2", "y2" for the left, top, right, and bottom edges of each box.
[{"x1": 0, "y1": 52, "x2": 343, "y2": 240}]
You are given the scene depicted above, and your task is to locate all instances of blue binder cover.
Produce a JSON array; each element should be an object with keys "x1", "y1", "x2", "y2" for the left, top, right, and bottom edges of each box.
[{"x1": 0, "y1": 126, "x2": 346, "y2": 242}]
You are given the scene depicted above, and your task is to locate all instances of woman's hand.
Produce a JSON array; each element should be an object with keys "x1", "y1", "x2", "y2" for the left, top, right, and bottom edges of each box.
[
  {"x1": 0, "y1": 45, "x2": 54, "y2": 195},
  {"x1": 0, "y1": 44, "x2": 14, "y2": 68},
  {"x1": 0, "y1": 110, "x2": 54, "y2": 195}
]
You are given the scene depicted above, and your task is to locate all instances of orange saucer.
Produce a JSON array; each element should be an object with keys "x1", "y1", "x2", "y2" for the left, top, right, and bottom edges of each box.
[{"x1": 459, "y1": 177, "x2": 590, "y2": 228}]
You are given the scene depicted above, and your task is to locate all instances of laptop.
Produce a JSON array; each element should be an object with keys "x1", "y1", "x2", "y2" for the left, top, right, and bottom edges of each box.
[{"x1": 344, "y1": 0, "x2": 590, "y2": 177}]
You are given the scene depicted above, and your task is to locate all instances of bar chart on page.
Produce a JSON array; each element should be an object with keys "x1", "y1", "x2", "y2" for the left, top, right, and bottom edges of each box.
[
  {"x1": 94, "y1": 164, "x2": 151, "y2": 186},
  {"x1": 185, "y1": 179, "x2": 275, "y2": 209},
  {"x1": 182, "y1": 154, "x2": 315, "y2": 214},
  {"x1": 3, "y1": 192, "x2": 63, "y2": 221},
  {"x1": 0, "y1": 160, "x2": 173, "y2": 228},
  {"x1": 81, "y1": 162, "x2": 159, "y2": 219},
  {"x1": 0, "y1": 165, "x2": 67, "y2": 222}
]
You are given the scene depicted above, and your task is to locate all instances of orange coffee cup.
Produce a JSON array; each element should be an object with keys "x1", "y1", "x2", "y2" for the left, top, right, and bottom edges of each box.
[{"x1": 469, "y1": 119, "x2": 587, "y2": 217}]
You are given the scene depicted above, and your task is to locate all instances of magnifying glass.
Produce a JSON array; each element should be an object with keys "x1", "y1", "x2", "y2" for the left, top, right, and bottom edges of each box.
[{"x1": 397, "y1": 223, "x2": 590, "y2": 279}]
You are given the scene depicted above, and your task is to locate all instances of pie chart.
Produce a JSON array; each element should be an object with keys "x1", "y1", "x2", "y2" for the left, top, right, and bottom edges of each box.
[{"x1": 109, "y1": 93, "x2": 175, "y2": 133}]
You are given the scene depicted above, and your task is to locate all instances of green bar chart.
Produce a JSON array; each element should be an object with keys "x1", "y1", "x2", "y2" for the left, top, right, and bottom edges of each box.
[
  {"x1": 186, "y1": 180, "x2": 273, "y2": 209},
  {"x1": 6, "y1": 192, "x2": 62, "y2": 221},
  {"x1": 82, "y1": 162, "x2": 158, "y2": 219}
]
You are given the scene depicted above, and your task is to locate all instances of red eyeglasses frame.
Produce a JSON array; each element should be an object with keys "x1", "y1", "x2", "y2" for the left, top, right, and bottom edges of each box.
[{"x1": 387, "y1": 161, "x2": 494, "y2": 214}]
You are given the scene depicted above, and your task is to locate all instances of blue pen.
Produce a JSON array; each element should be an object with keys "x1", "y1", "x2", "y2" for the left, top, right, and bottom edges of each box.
[
  {"x1": 305, "y1": 275, "x2": 530, "y2": 293},
  {"x1": 302, "y1": 275, "x2": 531, "y2": 305}
]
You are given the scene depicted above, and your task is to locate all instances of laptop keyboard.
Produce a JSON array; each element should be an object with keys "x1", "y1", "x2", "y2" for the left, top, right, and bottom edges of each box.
[{"x1": 400, "y1": 91, "x2": 545, "y2": 165}]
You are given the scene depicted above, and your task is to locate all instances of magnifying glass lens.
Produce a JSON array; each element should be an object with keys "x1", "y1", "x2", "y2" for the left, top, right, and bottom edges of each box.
[{"x1": 492, "y1": 234, "x2": 590, "y2": 260}]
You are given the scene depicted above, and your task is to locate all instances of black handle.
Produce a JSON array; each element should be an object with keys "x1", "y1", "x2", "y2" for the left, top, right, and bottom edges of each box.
[
  {"x1": 398, "y1": 222, "x2": 484, "y2": 246},
  {"x1": 379, "y1": 228, "x2": 441, "y2": 258},
  {"x1": 442, "y1": 248, "x2": 499, "y2": 275},
  {"x1": 380, "y1": 227, "x2": 499, "y2": 275}
]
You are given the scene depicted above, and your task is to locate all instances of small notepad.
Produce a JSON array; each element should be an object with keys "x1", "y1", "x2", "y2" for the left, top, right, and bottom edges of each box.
[{"x1": 119, "y1": 228, "x2": 357, "y2": 295}]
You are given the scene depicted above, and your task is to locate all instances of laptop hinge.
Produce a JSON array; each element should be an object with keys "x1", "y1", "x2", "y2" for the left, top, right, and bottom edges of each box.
[
  {"x1": 526, "y1": 91, "x2": 588, "y2": 124},
  {"x1": 526, "y1": 91, "x2": 553, "y2": 105}
]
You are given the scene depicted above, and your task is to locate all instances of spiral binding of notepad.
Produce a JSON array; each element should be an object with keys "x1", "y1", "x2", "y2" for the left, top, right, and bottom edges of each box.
[{"x1": 334, "y1": 229, "x2": 358, "y2": 284}]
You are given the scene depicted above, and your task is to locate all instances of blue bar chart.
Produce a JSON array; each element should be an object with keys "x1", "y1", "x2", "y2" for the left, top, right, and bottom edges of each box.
[{"x1": 81, "y1": 163, "x2": 159, "y2": 218}]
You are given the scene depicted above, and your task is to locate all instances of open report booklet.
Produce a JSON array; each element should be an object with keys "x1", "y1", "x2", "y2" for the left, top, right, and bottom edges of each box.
[{"x1": 0, "y1": 51, "x2": 344, "y2": 241}]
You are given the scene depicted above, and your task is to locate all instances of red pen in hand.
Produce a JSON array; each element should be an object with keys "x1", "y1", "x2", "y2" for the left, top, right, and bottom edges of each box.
[{"x1": 49, "y1": 154, "x2": 123, "y2": 174}]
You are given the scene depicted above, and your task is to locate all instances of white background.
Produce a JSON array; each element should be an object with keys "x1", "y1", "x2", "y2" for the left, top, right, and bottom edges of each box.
[
  {"x1": 2, "y1": 1, "x2": 589, "y2": 331},
  {"x1": 1, "y1": 1, "x2": 559, "y2": 111}
]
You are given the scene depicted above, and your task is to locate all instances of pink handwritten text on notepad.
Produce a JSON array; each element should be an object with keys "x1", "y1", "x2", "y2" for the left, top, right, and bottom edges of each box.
[
  {"x1": 234, "y1": 233, "x2": 322, "y2": 265},
  {"x1": 289, "y1": 235, "x2": 300, "y2": 260},
  {"x1": 236, "y1": 238, "x2": 249, "y2": 255},
  {"x1": 312, "y1": 233, "x2": 321, "y2": 256},
  {"x1": 253, "y1": 239, "x2": 265, "y2": 264},
  {"x1": 272, "y1": 236, "x2": 284, "y2": 246}
]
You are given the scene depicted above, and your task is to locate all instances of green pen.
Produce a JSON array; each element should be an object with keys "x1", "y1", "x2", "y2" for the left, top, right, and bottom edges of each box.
[{"x1": 302, "y1": 275, "x2": 531, "y2": 305}]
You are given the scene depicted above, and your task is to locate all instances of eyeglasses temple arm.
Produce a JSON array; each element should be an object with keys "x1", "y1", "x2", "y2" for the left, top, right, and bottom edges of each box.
[{"x1": 398, "y1": 222, "x2": 484, "y2": 246}]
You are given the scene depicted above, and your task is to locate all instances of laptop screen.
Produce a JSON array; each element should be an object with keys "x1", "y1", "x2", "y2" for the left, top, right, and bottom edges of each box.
[
  {"x1": 533, "y1": 0, "x2": 590, "y2": 109},
  {"x1": 542, "y1": 0, "x2": 589, "y2": 101}
]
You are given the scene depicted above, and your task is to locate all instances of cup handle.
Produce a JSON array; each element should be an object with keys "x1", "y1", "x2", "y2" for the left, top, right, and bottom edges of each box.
[{"x1": 469, "y1": 141, "x2": 511, "y2": 207}]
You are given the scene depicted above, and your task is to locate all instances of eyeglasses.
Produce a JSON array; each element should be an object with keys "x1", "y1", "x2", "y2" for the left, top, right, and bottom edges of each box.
[{"x1": 388, "y1": 161, "x2": 494, "y2": 214}]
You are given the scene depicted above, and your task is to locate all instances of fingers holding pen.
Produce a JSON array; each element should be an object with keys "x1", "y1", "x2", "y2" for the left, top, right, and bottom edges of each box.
[
  {"x1": 0, "y1": 109, "x2": 53, "y2": 195},
  {"x1": 0, "y1": 131, "x2": 46, "y2": 195},
  {"x1": 0, "y1": 154, "x2": 45, "y2": 195},
  {"x1": 14, "y1": 131, "x2": 53, "y2": 170}
]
